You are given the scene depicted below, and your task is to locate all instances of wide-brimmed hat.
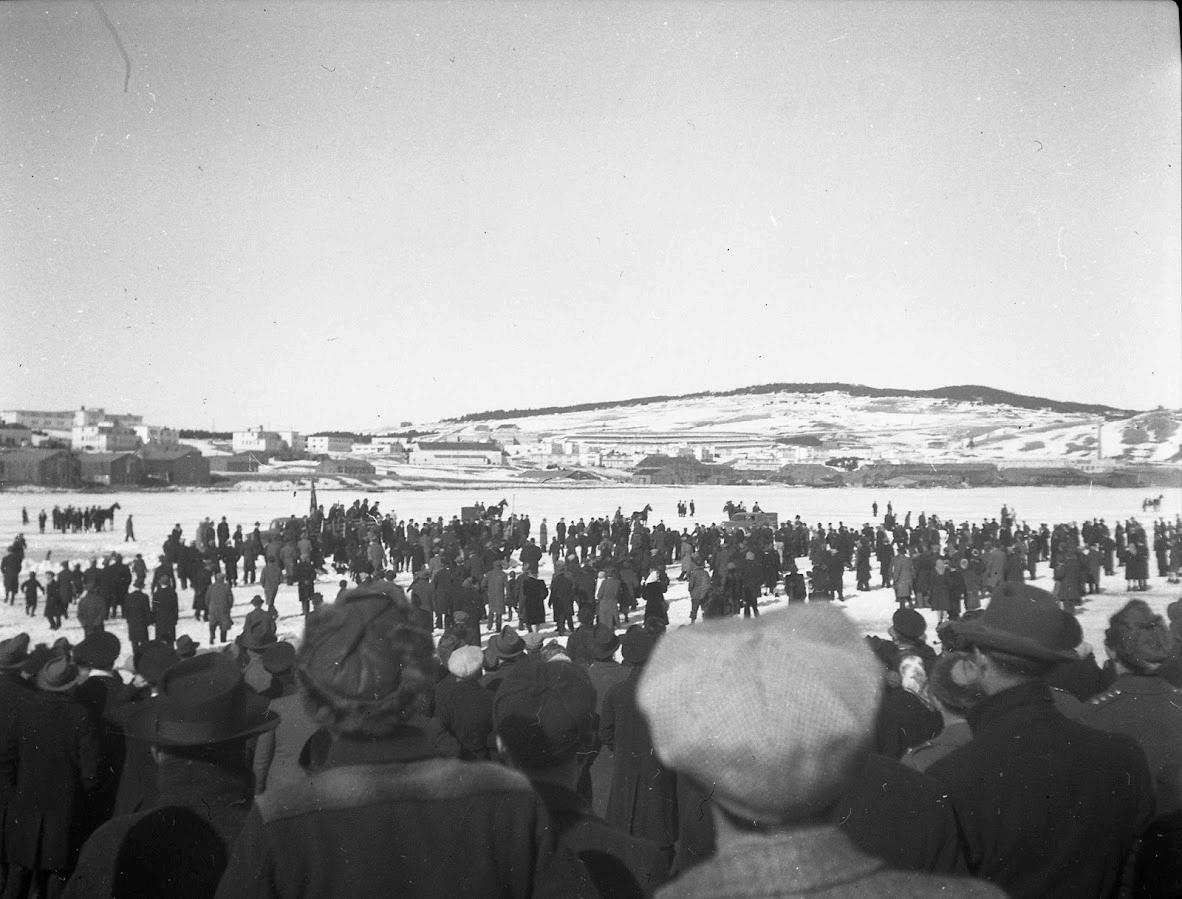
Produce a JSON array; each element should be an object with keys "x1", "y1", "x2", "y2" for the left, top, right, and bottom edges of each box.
[
  {"x1": 37, "y1": 656, "x2": 83, "y2": 692},
  {"x1": 621, "y1": 626, "x2": 657, "y2": 665},
  {"x1": 949, "y1": 583, "x2": 1077, "y2": 662},
  {"x1": 236, "y1": 616, "x2": 277, "y2": 651},
  {"x1": 0, "y1": 634, "x2": 30, "y2": 670},
  {"x1": 125, "y1": 653, "x2": 278, "y2": 747},
  {"x1": 135, "y1": 642, "x2": 181, "y2": 686},
  {"x1": 262, "y1": 641, "x2": 296, "y2": 676},
  {"x1": 175, "y1": 635, "x2": 198, "y2": 659},
  {"x1": 589, "y1": 625, "x2": 620, "y2": 661},
  {"x1": 487, "y1": 627, "x2": 525, "y2": 661},
  {"x1": 75, "y1": 632, "x2": 123, "y2": 671},
  {"x1": 494, "y1": 660, "x2": 596, "y2": 768}
]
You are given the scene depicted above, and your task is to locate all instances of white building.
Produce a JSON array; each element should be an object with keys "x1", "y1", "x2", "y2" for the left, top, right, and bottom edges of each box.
[
  {"x1": 72, "y1": 422, "x2": 143, "y2": 453},
  {"x1": 133, "y1": 424, "x2": 179, "y2": 448},
  {"x1": 232, "y1": 427, "x2": 288, "y2": 455},
  {"x1": 410, "y1": 441, "x2": 505, "y2": 467},
  {"x1": 306, "y1": 435, "x2": 354, "y2": 455},
  {"x1": 0, "y1": 409, "x2": 77, "y2": 431}
]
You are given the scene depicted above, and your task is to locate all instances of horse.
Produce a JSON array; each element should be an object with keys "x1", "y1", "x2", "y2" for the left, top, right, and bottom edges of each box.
[
  {"x1": 482, "y1": 499, "x2": 509, "y2": 521},
  {"x1": 92, "y1": 503, "x2": 121, "y2": 533},
  {"x1": 630, "y1": 503, "x2": 653, "y2": 524}
]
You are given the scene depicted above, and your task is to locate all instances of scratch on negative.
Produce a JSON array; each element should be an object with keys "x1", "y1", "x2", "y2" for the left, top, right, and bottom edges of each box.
[
  {"x1": 92, "y1": 0, "x2": 132, "y2": 93},
  {"x1": 1056, "y1": 227, "x2": 1067, "y2": 273}
]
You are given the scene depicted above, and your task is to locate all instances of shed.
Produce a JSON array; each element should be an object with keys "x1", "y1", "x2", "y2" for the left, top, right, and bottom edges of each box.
[
  {"x1": 0, "y1": 448, "x2": 81, "y2": 487},
  {"x1": 138, "y1": 445, "x2": 211, "y2": 486},
  {"x1": 79, "y1": 451, "x2": 145, "y2": 485},
  {"x1": 316, "y1": 458, "x2": 376, "y2": 476}
]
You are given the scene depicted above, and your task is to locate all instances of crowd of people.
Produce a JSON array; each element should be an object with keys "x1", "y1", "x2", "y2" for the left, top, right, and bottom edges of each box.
[{"x1": 0, "y1": 496, "x2": 1180, "y2": 897}]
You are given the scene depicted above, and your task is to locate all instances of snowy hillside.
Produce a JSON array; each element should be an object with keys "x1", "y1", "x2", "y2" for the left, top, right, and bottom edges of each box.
[{"x1": 399, "y1": 386, "x2": 1181, "y2": 466}]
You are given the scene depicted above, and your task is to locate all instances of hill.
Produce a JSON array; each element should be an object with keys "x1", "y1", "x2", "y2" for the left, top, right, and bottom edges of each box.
[{"x1": 447, "y1": 383, "x2": 1135, "y2": 423}]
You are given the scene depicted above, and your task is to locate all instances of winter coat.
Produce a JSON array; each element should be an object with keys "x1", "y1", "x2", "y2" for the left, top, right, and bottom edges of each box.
[
  {"x1": 434, "y1": 677, "x2": 496, "y2": 761},
  {"x1": 206, "y1": 582, "x2": 235, "y2": 628},
  {"x1": 152, "y1": 588, "x2": 179, "y2": 634},
  {"x1": 1053, "y1": 554, "x2": 1082, "y2": 604},
  {"x1": 214, "y1": 729, "x2": 589, "y2": 897},
  {"x1": 481, "y1": 568, "x2": 508, "y2": 617},
  {"x1": 655, "y1": 826, "x2": 1000, "y2": 899},
  {"x1": 890, "y1": 555, "x2": 914, "y2": 599},
  {"x1": 1, "y1": 689, "x2": 100, "y2": 871},
  {"x1": 77, "y1": 590, "x2": 106, "y2": 631},
  {"x1": 597, "y1": 577, "x2": 621, "y2": 628},
  {"x1": 585, "y1": 660, "x2": 629, "y2": 819},
  {"x1": 64, "y1": 756, "x2": 253, "y2": 899},
  {"x1": 600, "y1": 668, "x2": 678, "y2": 848},
  {"x1": 928, "y1": 682, "x2": 1153, "y2": 898},
  {"x1": 521, "y1": 576, "x2": 549, "y2": 627},
  {"x1": 123, "y1": 589, "x2": 152, "y2": 644}
]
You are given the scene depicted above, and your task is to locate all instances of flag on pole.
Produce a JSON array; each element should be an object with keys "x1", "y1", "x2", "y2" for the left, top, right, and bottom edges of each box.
[{"x1": 309, "y1": 478, "x2": 318, "y2": 516}]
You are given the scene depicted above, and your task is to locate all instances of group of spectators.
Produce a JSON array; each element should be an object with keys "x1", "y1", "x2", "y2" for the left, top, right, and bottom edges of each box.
[{"x1": 0, "y1": 498, "x2": 1181, "y2": 897}]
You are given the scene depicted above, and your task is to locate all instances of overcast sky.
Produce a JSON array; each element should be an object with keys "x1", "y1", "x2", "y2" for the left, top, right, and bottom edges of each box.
[{"x1": 2, "y1": 0, "x2": 1178, "y2": 432}]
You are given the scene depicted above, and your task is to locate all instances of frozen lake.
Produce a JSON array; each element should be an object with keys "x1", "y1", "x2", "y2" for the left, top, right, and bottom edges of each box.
[{"x1": 1, "y1": 485, "x2": 1178, "y2": 665}]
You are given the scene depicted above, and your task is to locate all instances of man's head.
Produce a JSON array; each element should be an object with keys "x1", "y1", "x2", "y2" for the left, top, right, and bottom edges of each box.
[
  {"x1": 637, "y1": 604, "x2": 881, "y2": 827},
  {"x1": 493, "y1": 660, "x2": 596, "y2": 775}
]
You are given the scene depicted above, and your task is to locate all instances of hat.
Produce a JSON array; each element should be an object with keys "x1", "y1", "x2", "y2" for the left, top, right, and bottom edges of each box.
[
  {"x1": 125, "y1": 653, "x2": 278, "y2": 747},
  {"x1": 453, "y1": 610, "x2": 470, "y2": 623},
  {"x1": 74, "y1": 632, "x2": 122, "y2": 671},
  {"x1": 891, "y1": 609, "x2": 926, "y2": 641},
  {"x1": 493, "y1": 660, "x2": 596, "y2": 768},
  {"x1": 236, "y1": 616, "x2": 277, "y2": 651},
  {"x1": 488, "y1": 627, "x2": 526, "y2": 661},
  {"x1": 1168, "y1": 599, "x2": 1182, "y2": 624},
  {"x1": 297, "y1": 587, "x2": 434, "y2": 716},
  {"x1": 644, "y1": 570, "x2": 659, "y2": 585},
  {"x1": 637, "y1": 604, "x2": 882, "y2": 823},
  {"x1": 136, "y1": 642, "x2": 180, "y2": 686},
  {"x1": 175, "y1": 635, "x2": 198, "y2": 658},
  {"x1": 0, "y1": 633, "x2": 30, "y2": 670},
  {"x1": 37, "y1": 656, "x2": 83, "y2": 692},
  {"x1": 447, "y1": 645, "x2": 484, "y2": 679},
  {"x1": 620, "y1": 626, "x2": 657, "y2": 665},
  {"x1": 949, "y1": 584, "x2": 1077, "y2": 662},
  {"x1": 250, "y1": 595, "x2": 264, "y2": 606},
  {"x1": 589, "y1": 625, "x2": 620, "y2": 662},
  {"x1": 523, "y1": 631, "x2": 545, "y2": 652},
  {"x1": 262, "y1": 641, "x2": 296, "y2": 675},
  {"x1": 1105, "y1": 600, "x2": 1175, "y2": 672}
]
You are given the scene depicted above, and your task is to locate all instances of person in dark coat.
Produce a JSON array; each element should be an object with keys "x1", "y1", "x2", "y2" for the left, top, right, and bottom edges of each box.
[
  {"x1": 152, "y1": 585, "x2": 179, "y2": 647},
  {"x1": 495, "y1": 659, "x2": 668, "y2": 898},
  {"x1": 123, "y1": 588, "x2": 152, "y2": 652},
  {"x1": 76, "y1": 588, "x2": 106, "y2": 637},
  {"x1": 600, "y1": 627, "x2": 677, "y2": 867},
  {"x1": 44, "y1": 572, "x2": 66, "y2": 630},
  {"x1": 1079, "y1": 600, "x2": 1182, "y2": 898},
  {"x1": 434, "y1": 646, "x2": 495, "y2": 761},
  {"x1": 66, "y1": 648, "x2": 278, "y2": 898},
  {"x1": 928, "y1": 584, "x2": 1154, "y2": 898},
  {"x1": 582, "y1": 625, "x2": 626, "y2": 817},
  {"x1": 640, "y1": 572, "x2": 669, "y2": 626},
  {"x1": 74, "y1": 632, "x2": 129, "y2": 835},
  {"x1": 636, "y1": 604, "x2": 1000, "y2": 899},
  {"x1": 521, "y1": 570, "x2": 549, "y2": 632},
  {"x1": 213, "y1": 586, "x2": 590, "y2": 897},
  {"x1": 0, "y1": 634, "x2": 33, "y2": 892},
  {"x1": 1, "y1": 656, "x2": 100, "y2": 899}
]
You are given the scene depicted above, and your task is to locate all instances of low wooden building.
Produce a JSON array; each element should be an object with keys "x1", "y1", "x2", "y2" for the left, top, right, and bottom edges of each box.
[
  {"x1": 138, "y1": 445, "x2": 211, "y2": 486},
  {"x1": 209, "y1": 452, "x2": 265, "y2": 473},
  {"x1": 79, "y1": 451, "x2": 144, "y2": 486},
  {"x1": 0, "y1": 449, "x2": 81, "y2": 487},
  {"x1": 316, "y1": 458, "x2": 376, "y2": 476}
]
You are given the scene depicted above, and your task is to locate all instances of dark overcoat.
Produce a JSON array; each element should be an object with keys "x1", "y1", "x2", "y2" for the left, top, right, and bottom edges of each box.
[
  {"x1": 1, "y1": 689, "x2": 100, "y2": 871},
  {"x1": 600, "y1": 668, "x2": 678, "y2": 848}
]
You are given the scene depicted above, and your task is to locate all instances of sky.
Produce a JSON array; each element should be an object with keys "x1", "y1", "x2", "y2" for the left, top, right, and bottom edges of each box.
[{"x1": 1, "y1": 0, "x2": 1178, "y2": 432}]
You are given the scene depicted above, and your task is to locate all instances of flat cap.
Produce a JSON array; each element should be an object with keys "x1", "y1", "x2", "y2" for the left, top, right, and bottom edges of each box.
[{"x1": 638, "y1": 604, "x2": 881, "y2": 823}]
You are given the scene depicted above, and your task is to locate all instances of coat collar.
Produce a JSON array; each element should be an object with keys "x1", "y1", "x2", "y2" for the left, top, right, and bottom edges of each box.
[
  {"x1": 325, "y1": 727, "x2": 438, "y2": 768},
  {"x1": 966, "y1": 681, "x2": 1055, "y2": 734},
  {"x1": 666, "y1": 826, "x2": 882, "y2": 897}
]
